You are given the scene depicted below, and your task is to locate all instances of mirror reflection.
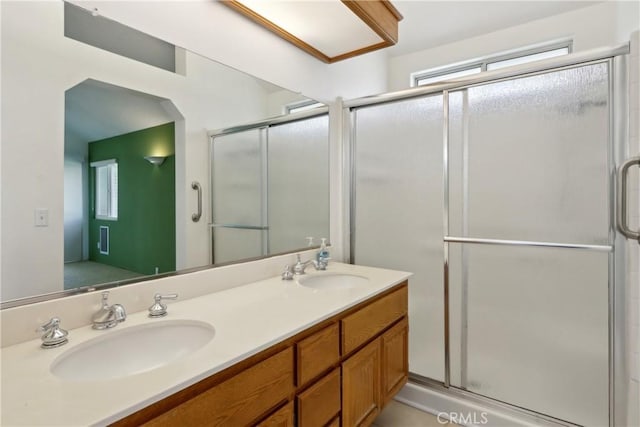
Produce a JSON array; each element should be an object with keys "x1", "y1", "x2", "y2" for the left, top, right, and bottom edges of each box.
[{"x1": 1, "y1": 1, "x2": 328, "y2": 305}]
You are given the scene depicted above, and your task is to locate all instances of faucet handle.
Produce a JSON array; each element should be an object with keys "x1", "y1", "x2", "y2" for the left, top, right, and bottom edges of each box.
[
  {"x1": 36, "y1": 317, "x2": 68, "y2": 349},
  {"x1": 99, "y1": 290, "x2": 110, "y2": 306},
  {"x1": 282, "y1": 265, "x2": 294, "y2": 280},
  {"x1": 148, "y1": 293, "x2": 178, "y2": 318}
]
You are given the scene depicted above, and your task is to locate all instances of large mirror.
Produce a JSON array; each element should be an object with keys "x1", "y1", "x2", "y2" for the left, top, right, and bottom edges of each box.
[{"x1": 1, "y1": 1, "x2": 329, "y2": 306}]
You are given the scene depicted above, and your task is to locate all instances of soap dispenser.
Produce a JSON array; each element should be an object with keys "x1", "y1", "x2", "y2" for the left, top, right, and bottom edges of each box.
[{"x1": 318, "y1": 238, "x2": 329, "y2": 263}]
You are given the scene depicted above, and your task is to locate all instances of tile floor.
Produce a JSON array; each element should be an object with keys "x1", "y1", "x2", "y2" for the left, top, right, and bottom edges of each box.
[{"x1": 373, "y1": 400, "x2": 454, "y2": 426}]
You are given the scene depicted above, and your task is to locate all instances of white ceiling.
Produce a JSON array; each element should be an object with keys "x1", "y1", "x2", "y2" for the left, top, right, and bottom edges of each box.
[
  {"x1": 63, "y1": 0, "x2": 604, "y2": 156},
  {"x1": 64, "y1": 80, "x2": 177, "y2": 159},
  {"x1": 387, "y1": 1, "x2": 602, "y2": 57}
]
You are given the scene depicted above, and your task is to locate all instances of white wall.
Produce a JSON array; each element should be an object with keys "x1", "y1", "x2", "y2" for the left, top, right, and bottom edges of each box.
[
  {"x1": 68, "y1": 0, "x2": 389, "y2": 103},
  {"x1": 388, "y1": 1, "x2": 640, "y2": 91},
  {"x1": 0, "y1": 1, "x2": 282, "y2": 301}
]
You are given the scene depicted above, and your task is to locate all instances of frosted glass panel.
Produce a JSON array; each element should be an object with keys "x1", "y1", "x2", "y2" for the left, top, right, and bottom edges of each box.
[
  {"x1": 449, "y1": 63, "x2": 610, "y2": 244},
  {"x1": 449, "y1": 244, "x2": 609, "y2": 426},
  {"x1": 211, "y1": 129, "x2": 265, "y2": 226},
  {"x1": 213, "y1": 228, "x2": 265, "y2": 264},
  {"x1": 268, "y1": 115, "x2": 329, "y2": 253},
  {"x1": 353, "y1": 95, "x2": 444, "y2": 380}
]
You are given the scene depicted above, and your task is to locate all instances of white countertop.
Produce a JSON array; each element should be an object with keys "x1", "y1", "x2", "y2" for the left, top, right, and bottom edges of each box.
[{"x1": 0, "y1": 263, "x2": 411, "y2": 427}]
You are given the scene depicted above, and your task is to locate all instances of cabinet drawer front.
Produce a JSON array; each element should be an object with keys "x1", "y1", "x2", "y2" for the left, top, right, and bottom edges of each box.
[
  {"x1": 382, "y1": 317, "x2": 408, "y2": 406},
  {"x1": 145, "y1": 348, "x2": 294, "y2": 427},
  {"x1": 256, "y1": 402, "x2": 294, "y2": 427},
  {"x1": 297, "y1": 368, "x2": 341, "y2": 427},
  {"x1": 297, "y1": 323, "x2": 340, "y2": 387},
  {"x1": 327, "y1": 417, "x2": 340, "y2": 427},
  {"x1": 342, "y1": 284, "x2": 408, "y2": 355}
]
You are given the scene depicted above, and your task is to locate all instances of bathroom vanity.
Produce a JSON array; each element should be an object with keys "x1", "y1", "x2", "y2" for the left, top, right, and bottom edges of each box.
[{"x1": 0, "y1": 262, "x2": 410, "y2": 427}]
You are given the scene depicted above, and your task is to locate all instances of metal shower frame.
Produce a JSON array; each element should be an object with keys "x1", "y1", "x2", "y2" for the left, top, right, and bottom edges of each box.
[{"x1": 343, "y1": 43, "x2": 631, "y2": 427}]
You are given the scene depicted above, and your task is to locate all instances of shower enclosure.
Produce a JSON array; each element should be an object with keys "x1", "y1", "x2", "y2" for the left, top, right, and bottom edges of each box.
[
  {"x1": 209, "y1": 110, "x2": 329, "y2": 264},
  {"x1": 347, "y1": 46, "x2": 632, "y2": 426}
]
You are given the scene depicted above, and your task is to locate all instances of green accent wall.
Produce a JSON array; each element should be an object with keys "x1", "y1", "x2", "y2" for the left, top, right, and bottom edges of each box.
[{"x1": 89, "y1": 122, "x2": 175, "y2": 275}]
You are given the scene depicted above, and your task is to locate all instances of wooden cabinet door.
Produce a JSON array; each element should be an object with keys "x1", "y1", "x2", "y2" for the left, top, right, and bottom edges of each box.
[
  {"x1": 381, "y1": 318, "x2": 408, "y2": 406},
  {"x1": 341, "y1": 339, "x2": 381, "y2": 427},
  {"x1": 256, "y1": 402, "x2": 294, "y2": 427}
]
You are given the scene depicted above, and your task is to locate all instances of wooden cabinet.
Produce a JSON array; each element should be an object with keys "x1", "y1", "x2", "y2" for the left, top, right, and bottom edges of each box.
[
  {"x1": 341, "y1": 339, "x2": 382, "y2": 427},
  {"x1": 143, "y1": 348, "x2": 294, "y2": 427},
  {"x1": 257, "y1": 402, "x2": 295, "y2": 427},
  {"x1": 297, "y1": 368, "x2": 341, "y2": 426},
  {"x1": 341, "y1": 316, "x2": 408, "y2": 427},
  {"x1": 114, "y1": 282, "x2": 408, "y2": 427},
  {"x1": 341, "y1": 286, "x2": 408, "y2": 355},
  {"x1": 296, "y1": 323, "x2": 340, "y2": 387},
  {"x1": 381, "y1": 317, "x2": 409, "y2": 406}
]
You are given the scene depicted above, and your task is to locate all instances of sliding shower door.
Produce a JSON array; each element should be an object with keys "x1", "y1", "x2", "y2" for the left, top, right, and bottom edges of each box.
[
  {"x1": 352, "y1": 94, "x2": 445, "y2": 381},
  {"x1": 211, "y1": 112, "x2": 330, "y2": 264},
  {"x1": 351, "y1": 59, "x2": 614, "y2": 426},
  {"x1": 447, "y1": 62, "x2": 611, "y2": 426},
  {"x1": 211, "y1": 128, "x2": 268, "y2": 264},
  {"x1": 268, "y1": 115, "x2": 329, "y2": 254}
]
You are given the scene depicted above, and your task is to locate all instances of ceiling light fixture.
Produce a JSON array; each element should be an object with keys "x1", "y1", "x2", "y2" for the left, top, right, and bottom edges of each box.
[
  {"x1": 144, "y1": 156, "x2": 166, "y2": 166},
  {"x1": 221, "y1": 0, "x2": 403, "y2": 63}
]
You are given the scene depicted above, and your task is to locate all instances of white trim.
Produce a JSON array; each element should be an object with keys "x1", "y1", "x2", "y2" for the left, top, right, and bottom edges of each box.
[
  {"x1": 89, "y1": 158, "x2": 117, "y2": 168},
  {"x1": 95, "y1": 216, "x2": 118, "y2": 221}
]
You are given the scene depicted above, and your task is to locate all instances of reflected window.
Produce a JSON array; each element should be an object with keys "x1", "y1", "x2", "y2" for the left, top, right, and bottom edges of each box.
[
  {"x1": 91, "y1": 159, "x2": 118, "y2": 220},
  {"x1": 286, "y1": 100, "x2": 325, "y2": 114}
]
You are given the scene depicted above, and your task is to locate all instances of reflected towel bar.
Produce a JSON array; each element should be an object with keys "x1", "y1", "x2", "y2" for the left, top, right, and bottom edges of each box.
[{"x1": 191, "y1": 181, "x2": 202, "y2": 222}]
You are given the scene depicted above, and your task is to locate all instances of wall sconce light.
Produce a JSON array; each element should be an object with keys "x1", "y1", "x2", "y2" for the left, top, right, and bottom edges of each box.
[
  {"x1": 144, "y1": 156, "x2": 166, "y2": 166},
  {"x1": 221, "y1": 0, "x2": 403, "y2": 63}
]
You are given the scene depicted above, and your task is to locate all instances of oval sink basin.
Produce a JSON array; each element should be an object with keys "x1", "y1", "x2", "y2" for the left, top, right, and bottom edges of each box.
[
  {"x1": 51, "y1": 320, "x2": 214, "y2": 382},
  {"x1": 298, "y1": 273, "x2": 369, "y2": 290}
]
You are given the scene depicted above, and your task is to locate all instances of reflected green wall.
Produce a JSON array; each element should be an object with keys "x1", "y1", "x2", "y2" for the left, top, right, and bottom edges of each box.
[{"x1": 89, "y1": 122, "x2": 175, "y2": 275}]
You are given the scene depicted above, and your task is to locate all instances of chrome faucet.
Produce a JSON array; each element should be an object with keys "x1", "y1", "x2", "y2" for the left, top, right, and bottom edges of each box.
[
  {"x1": 36, "y1": 317, "x2": 68, "y2": 349},
  {"x1": 91, "y1": 291, "x2": 126, "y2": 330},
  {"x1": 293, "y1": 254, "x2": 318, "y2": 275},
  {"x1": 293, "y1": 254, "x2": 321, "y2": 275}
]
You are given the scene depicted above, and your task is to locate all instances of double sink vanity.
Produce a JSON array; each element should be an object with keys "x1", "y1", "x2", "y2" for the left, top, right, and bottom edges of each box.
[{"x1": 1, "y1": 260, "x2": 411, "y2": 426}]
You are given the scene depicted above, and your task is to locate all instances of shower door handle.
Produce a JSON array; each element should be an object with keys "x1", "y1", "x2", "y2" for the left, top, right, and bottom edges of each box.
[
  {"x1": 617, "y1": 156, "x2": 640, "y2": 242},
  {"x1": 191, "y1": 181, "x2": 202, "y2": 222}
]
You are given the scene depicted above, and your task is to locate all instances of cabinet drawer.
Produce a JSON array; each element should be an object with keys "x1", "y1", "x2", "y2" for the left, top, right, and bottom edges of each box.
[
  {"x1": 145, "y1": 348, "x2": 294, "y2": 426},
  {"x1": 327, "y1": 417, "x2": 340, "y2": 427},
  {"x1": 341, "y1": 284, "x2": 408, "y2": 355},
  {"x1": 256, "y1": 402, "x2": 294, "y2": 427},
  {"x1": 297, "y1": 323, "x2": 340, "y2": 387},
  {"x1": 297, "y1": 368, "x2": 341, "y2": 427}
]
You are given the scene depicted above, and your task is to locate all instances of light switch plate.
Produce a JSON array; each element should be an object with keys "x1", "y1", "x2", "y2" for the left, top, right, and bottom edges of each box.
[{"x1": 35, "y1": 208, "x2": 49, "y2": 227}]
